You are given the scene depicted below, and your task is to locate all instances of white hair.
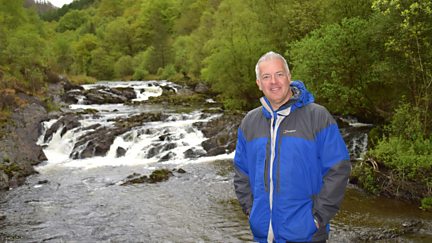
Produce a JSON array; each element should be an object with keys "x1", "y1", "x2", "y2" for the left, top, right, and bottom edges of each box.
[{"x1": 255, "y1": 51, "x2": 290, "y2": 80}]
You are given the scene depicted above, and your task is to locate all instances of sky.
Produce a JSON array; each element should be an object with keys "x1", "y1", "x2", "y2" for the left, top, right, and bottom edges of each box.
[{"x1": 49, "y1": 0, "x2": 74, "y2": 8}]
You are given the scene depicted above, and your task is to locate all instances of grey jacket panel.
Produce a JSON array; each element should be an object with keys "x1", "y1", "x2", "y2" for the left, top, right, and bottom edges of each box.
[
  {"x1": 239, "y1": 107, "x2": 269, "y2": 142},
  {"x1": 312, "y1": 159, "x2": 351, "y2": 228},
  {"x1": 278, "y1": 103, "x2": 337, "y2": 141},
  {"x1": 233, "y1": 166, "x2": 253, "y2": 215}
]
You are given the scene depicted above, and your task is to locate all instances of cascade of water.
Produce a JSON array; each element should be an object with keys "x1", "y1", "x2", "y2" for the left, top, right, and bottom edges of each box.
[{"x1": 37, "y1": 80, "x2": 231, "y2": 171}]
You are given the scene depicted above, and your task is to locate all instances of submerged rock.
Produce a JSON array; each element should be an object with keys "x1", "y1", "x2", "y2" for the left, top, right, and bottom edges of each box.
[{"x1": 120, "y1": 168, "x2": 175, "y2": 185}]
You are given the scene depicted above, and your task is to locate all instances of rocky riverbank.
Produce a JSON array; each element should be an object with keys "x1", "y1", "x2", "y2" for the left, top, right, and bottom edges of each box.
[{"x1": 0, "y1": 94, "x2": 48, "y2": 190}]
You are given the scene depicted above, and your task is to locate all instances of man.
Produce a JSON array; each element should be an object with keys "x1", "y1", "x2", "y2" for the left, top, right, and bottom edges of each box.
[{"x1": 233, "y1": 51, "x2": 351, "y2": 243}]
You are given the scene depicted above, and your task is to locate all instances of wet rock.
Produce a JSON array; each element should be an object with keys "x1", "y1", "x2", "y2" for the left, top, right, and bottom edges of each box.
[
  {"x1": 43, "y1": 113, "x2": 82, "y2": 143},
  {"x1": 63, "y1": 81, "x2": 84, "y2": 92},
  {"x1": 126, "y1": 172, "x2": 141, "y2": 179},
  {"x1": 159, "y1": 151, "x2": 176, "y2": 162},
  {"x1": 183, "y1": 147, "x2": 206, "y2": 159},
  {"x1": 194, "y1": 113, "x2": 243, "y2": 156},
  {"x1": 80, "y1": 87, "x2": 137, "y2": 105},
  {"x1": 121, "y1": 169, "x2": 174, "y2": 185},
  {"x1": 111, "y1": 112, "x2": 167, "y2": 128},
  {"x1": 146, "y1": 146, "x2": 162, "y2": 159},
  {"x1": 116, "y1": 147, "x2": 127, "y2": 158},
  {"x1": 37, "y1": 179, "x2": 49, "y2": 185},
  {"x1": 70, "y1": 126, "x2": 129, "y2": 159},
  {"x1": 62, "y1": 90, "x2": 81, "y2": 104},
  {"x1": 146, "y1": 142, "x2": 177, "y2": 159},
  {"x1": 176, "y1": 168, "x2": 186, "y2": 173},
  {"x1": 149, "y1": 168, "x2": 174, "y2": 182}
]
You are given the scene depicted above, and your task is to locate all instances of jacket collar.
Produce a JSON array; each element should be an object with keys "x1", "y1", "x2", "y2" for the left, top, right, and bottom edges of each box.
[{"x1": 260, "y1": 80, "x2": 314, "y2": 119}]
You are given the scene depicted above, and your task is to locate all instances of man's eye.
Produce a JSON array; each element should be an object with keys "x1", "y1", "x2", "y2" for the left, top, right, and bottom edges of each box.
[
  {"x1": 277, "y1": 72, "x2": 285, "y2": 78},
  {"x1": 262, "y1": 75, "x2": 270, "y2": 80}
]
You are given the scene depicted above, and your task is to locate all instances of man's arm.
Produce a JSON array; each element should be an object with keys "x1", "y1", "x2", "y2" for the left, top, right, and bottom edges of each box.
[
  {"x1": 234, "y1": 166, "x2": 253, "y2": 215},
  {"x1": 233, "y1": 128, "x2": 253, "y2": 215},
  {"x1": 313, "y1": 121, "x2": 351, "y2": 227},
  {"x1": 313, "y1": 159, "x2": 351, "y2": 227}
]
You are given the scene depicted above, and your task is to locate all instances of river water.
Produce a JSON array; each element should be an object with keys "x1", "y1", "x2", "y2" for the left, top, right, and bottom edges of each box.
[{"x1": 0, "y1": 81, "x2": 431, "y2": 242}]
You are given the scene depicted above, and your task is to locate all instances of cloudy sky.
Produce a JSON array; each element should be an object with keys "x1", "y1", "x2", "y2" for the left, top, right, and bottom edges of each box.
[{"x1": 49, "y1": 0, "x2": 73, "y2": 8}]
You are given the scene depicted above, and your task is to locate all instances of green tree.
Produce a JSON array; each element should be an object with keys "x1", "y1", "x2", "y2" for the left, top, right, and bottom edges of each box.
[
  {"x1": 202, "y1": 0, "x2": 270, "y2": 110},
  {"x1": 71, "y1": 33, "x2": 99, "y2": 75},
  {"x1": 88, "y1": 47, "x2": 115, "y2": 80},
  {"x1": 56, "y1": 9, "x2": 89, "y2": 32},
  {"x1": 3, "y1": 26, "x2": 47, "y2": 93},
  {"x1": 132, "y1": 0, "x2": 179, "y2": 74},
  {"x1": 317, "y1": 0, "x2": 373, "y2": 24},
  {"x1": 372, "y1": 0, "x2": 432, "y2": 134},
  {"x1": 290, "y1": 18, "x2": 388, "y2": 119},
  {"x1": 102, "y1": 17, "x2": 134, "y2": 55},
  {"x1": 114, "y1": 55, "x2": 134, "y2": 78}
]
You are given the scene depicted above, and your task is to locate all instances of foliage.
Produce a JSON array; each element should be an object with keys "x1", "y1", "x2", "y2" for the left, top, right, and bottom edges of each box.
[
  {"x1": 0, "y1": 163, "x2": 21, "y2": 177},
  {"x1": 56, "y1": 9, "x2": 88, "y2": 32},
  {"x1": 290, "y1": 17, "x2": 386, "y2": 118},
  {"x1": 360, "y1": 102, "x2": 432, "y2": 202},
  {"x1": 421, "y1": 197, "x2": 432, "y2": 211},
  {"x1": 202, "y1": 0, "x2": 269, "y2": 110},
  {"x1": 114, "y1": 55, "x2": 134, "y2": 79},
  {"x1": 351, "y1": 162, "x2": 379, "y2": 194},
  {"x1": 372, "y1": 0, "x2": 432, "y2": 133}
]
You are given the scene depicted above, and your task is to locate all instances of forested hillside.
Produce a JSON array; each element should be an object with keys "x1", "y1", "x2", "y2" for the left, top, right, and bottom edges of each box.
[{"x1": 0, "y1": 0, "x2": 431, "y2": 208}]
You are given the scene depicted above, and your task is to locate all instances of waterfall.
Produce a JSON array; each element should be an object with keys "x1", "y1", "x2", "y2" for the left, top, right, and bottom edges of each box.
[{"x1": 37, "y1": 80, "x2": 233, "y2": 171}]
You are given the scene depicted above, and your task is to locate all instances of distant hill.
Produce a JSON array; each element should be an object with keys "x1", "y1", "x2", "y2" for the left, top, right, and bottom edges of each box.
[
  {"x1": 38, "y1": 0, "x2": 96, "y2": 22},
  {"x1": 24, "y1": 0, "x2": 57, "y2": 14}
]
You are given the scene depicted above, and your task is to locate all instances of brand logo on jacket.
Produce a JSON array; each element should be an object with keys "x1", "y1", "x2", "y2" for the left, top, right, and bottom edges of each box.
[{"x1": 283, "y1": 130, "x2": 297, "y2": 134}]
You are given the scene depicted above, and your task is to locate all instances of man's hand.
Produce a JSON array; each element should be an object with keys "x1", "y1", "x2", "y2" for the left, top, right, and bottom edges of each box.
[{"x1": 314, "y1": 217, "x2": 320, "y2": 229}]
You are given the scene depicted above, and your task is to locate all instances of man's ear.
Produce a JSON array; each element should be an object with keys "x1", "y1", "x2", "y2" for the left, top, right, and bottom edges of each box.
[{"x1": 256, "y1": 79, "x2": 262, "y2": 91}]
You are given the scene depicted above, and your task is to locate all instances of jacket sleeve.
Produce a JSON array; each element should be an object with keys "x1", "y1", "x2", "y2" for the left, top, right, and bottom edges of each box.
[
  {"x1": 233, "y1": 127, "x2": 253, "y2": 215},
  {"x1": 313, "y1": 120, "x2": 351, "y2": 227}
]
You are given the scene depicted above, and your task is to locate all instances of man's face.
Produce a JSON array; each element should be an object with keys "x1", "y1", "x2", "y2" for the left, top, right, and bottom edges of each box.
[{"x1": 256, "y1": 58, "x2": 292, "y2": 110}]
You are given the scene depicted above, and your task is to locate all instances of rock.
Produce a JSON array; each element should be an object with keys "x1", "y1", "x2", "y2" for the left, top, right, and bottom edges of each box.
[
  {"x1": 194, "y1": 113, "x2": 243, "y2": 156},
  {"x1": 184, "y1": 147, "x2": 206, "y2": 159},
  {"x1": 0, "y1": 96, "x2": 48, "y2": 191},
  {"x1": 159, "y1": 151, "x2": 176, "y2": 162},
  {"x1": 121, "y1": 169, "x2": 174, "y2": 185},
  {"x1": 176, "y1": 168, "x2": 186, "y2": 173},
  {"x1": 0, "y1": 171, "x2": 9, "y2": 190},
  {"x1": 194, "y1": 83, "x2": 209, "y2": 93},
  {"x1": 37, "y1": 179, "x2": 49, "y2": 185},
  {"x1": 63, "y1": 81, "x2": 84, "y2": 91},
  {"x1": 149, "y1": 169, "x2": 173, "y2": 183},
  {"x1": 70, "y1": 126, "x2": 129, "y2": 159},
  {"x1": 116, "y1": 147, "x2": 127, "y2": 158},
  {"x1": 79, "y1": 86, "x2": 136, "y2": 105},
  {"x1": 43, "y1": 113, "x2": 82, "y2": 143}
]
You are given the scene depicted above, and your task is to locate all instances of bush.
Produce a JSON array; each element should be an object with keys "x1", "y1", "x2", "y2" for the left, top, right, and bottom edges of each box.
[
  {"x1": 356, "y1": 101, "x2": 432, "y2": 202},
  {"x1": 421, "y1": 197, "x2": 432, "y2": 211},
  {"x1": 351, "y1": 162, "x2": 379, "y2": 194},
  {"x1": 114, "y1": 55, "x2": 134, "y2": 78}
]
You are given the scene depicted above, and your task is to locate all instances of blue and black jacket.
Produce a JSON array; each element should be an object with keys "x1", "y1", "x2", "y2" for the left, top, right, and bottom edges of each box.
[{"x1": 233, "y1": 81, "x2": 351, "y2": 242}]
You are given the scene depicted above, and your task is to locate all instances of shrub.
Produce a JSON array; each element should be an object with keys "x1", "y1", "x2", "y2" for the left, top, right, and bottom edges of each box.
[{"x1": 420, "y1": 197, "x2": 432, "y2": 211}]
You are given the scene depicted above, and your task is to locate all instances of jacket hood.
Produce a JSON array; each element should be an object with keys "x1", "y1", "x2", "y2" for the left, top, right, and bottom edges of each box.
[{"x1": 261, "y1": 80, "x2": 314, "y2": 118}]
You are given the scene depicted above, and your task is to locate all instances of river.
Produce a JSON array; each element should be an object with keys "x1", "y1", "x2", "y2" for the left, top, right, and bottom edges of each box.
[{"x1": 0, "y1": 80, "x2": 431, "y2": 242}]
